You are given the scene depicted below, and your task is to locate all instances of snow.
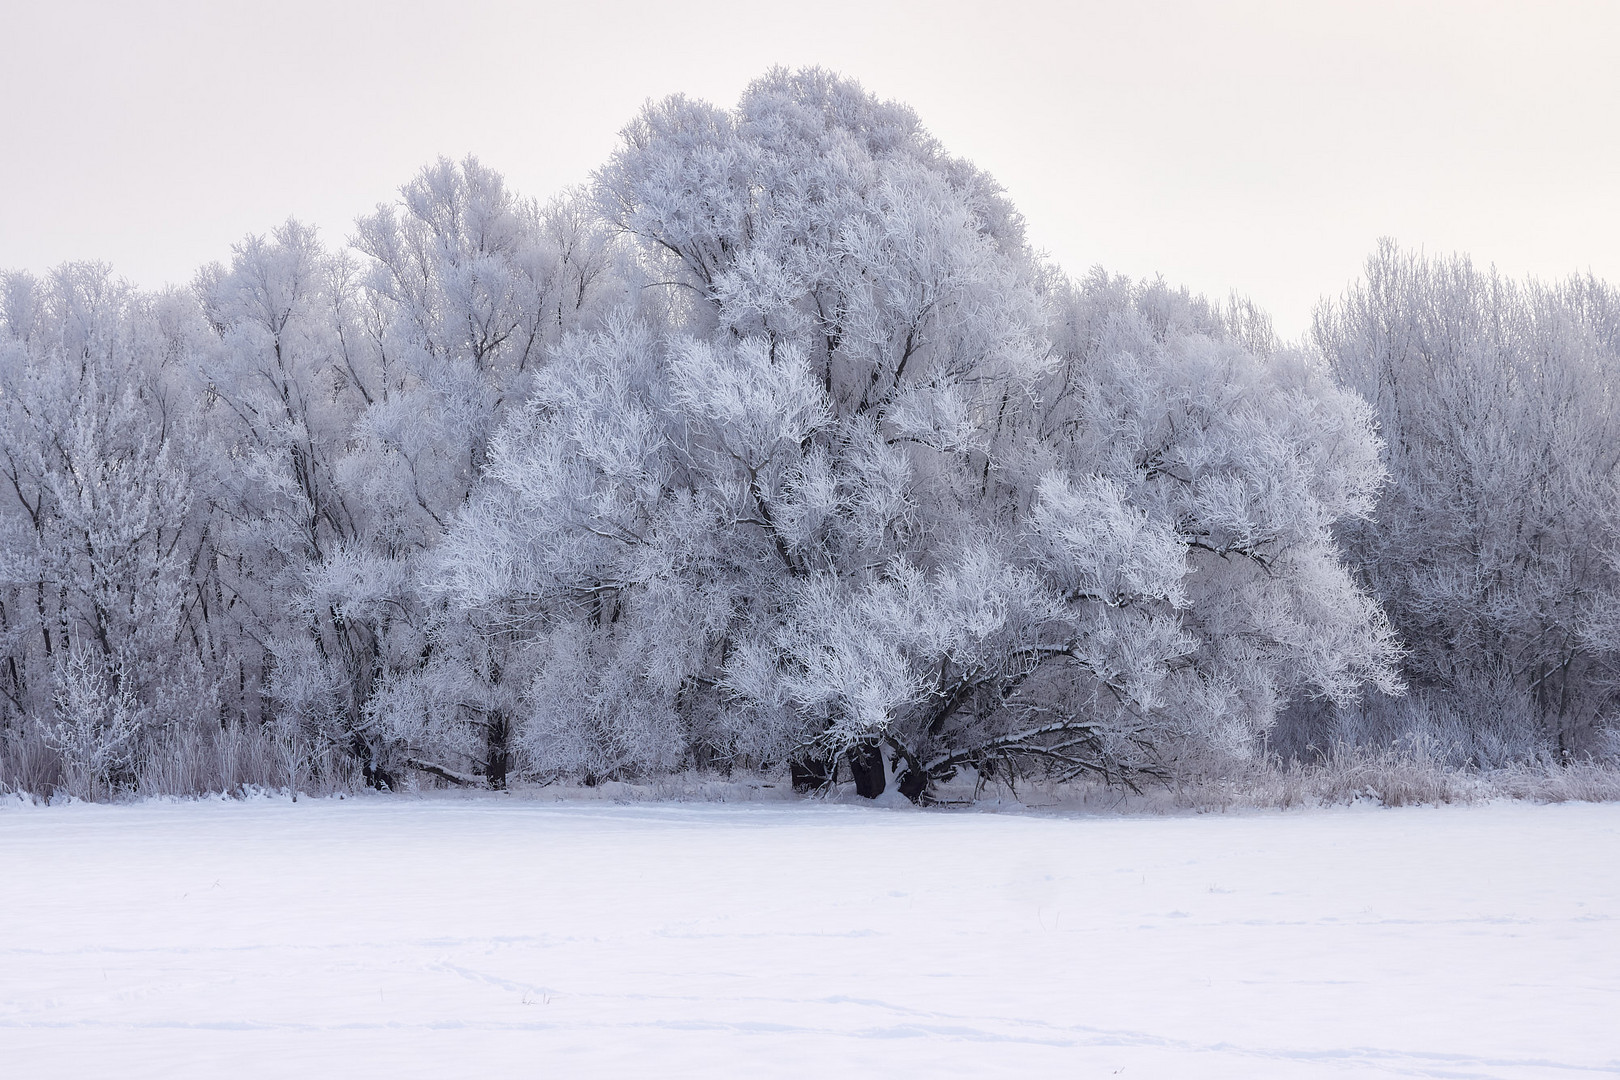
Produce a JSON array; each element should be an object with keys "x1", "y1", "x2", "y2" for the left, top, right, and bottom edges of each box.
[{"x1": 1, "y1": 797, "x2": 1616, "y2": 1078}]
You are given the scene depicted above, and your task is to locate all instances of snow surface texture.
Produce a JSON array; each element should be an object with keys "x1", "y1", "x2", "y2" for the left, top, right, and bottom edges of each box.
[{"x1": 1, "y1": 798, "x2": 1616, "y2": 1078}]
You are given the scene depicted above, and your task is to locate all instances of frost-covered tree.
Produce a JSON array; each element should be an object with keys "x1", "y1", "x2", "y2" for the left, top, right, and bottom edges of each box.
[
  {"x1": 1300, "y1": 242, "x2": 1620, "y2": 761},
  {"x1": 0, "y1": 265, "x2": 215, "y2": 795},
  {"x1": 342, "y1": 158, "x2": 625, "y2": 787},
  {"x1": 439, "y1": 70, "x2": 1058, "y2": 795},
  {"x1": 438, "y1": 70, "x2": 1399, "y2": 798},
  {"x1": 193, "y1": 221, "x2": 385, "y2": 775},
  {"x1": 1036, "y1": 273, "x2": 1400, "y2": 764},
  {"x1": 185, "y1": 163, "x2": 624, "y2": 789}
]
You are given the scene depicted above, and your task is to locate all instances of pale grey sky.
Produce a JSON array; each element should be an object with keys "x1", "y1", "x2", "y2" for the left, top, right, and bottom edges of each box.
[{"x1": 2, "y1": 0, "x2": 1614, "y2": 338}]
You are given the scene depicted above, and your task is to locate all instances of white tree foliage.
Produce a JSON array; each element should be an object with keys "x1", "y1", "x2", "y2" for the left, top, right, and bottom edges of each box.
[
  {"x1": 3, "y1": 71, "x2": 1494, "y2": 802},
  {"x1": 1302, "y1": 242, "x2": 1620, "y2": 762},
  {"x1": 343, "y1": 159, "x2": 625, "y2": 787},
  {"x1": 436, "y1": 70, "x2": 1398, "y2": 798},
  {"x1": 0, "y1": 265, "x2": 216, "y2": 795}
]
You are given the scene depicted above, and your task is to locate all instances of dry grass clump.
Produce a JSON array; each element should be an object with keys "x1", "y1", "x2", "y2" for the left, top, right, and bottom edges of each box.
[
  {"x1": 1135, "y1": 740, "x2": 1620, "y2": 813},
  {"x1": 1, "y1": 719, "x2": 358, "y2": 804},
  {"x1": 6, "y1": 713, "x2": 1618, "y2": 811}
]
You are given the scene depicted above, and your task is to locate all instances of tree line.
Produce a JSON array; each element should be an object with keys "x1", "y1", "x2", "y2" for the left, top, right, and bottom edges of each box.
[{"x1": 3, "y1": 69, "x2": 1616, "y2": 801}]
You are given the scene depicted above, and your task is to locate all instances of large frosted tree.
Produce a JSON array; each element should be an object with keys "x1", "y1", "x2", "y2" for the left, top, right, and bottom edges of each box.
[{"x1": 438, "y1": 69, "x2": 1399, "y2": 798}]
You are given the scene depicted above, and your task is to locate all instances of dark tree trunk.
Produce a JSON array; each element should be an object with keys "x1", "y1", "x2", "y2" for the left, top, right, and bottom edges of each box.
[
  {"x1": 846, "y1": 741, "x2": 885, "y2": 799},
  {"x1": 790, "y1": 755, "x2": 835, "y2": 792},
  {"x1": 486, "y1": 710, "x2": 510, "y2": 790}
]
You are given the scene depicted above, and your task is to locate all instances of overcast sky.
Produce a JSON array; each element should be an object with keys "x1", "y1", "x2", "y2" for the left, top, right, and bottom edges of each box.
[{"x1": 2, "y1": 0, "x2": 1614, "y2": 339}]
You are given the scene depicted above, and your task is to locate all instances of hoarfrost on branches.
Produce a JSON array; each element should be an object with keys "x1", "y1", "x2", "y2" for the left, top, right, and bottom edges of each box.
[
  {"x1": 436, "y1": 70, "x2": 1399, "y2": 798},
  {"x1": 8, "y1": 68, "x2": 1607, "y2": 802}
]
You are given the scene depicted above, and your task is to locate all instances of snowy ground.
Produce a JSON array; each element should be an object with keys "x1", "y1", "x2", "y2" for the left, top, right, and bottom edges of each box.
[{"x1": 1, "y1": 796, "x2": 1616, "y2": 1078}]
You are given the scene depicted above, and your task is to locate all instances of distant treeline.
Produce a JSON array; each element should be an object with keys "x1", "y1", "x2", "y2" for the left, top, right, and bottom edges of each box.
[{"x1": 3, "y1": 69, "x2": 1617, "y2": 801}]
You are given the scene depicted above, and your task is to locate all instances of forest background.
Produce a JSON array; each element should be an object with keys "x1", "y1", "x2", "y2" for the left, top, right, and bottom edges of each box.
[{"x1": 4, "y1": 4, "x2": 1619, "y2": 804}]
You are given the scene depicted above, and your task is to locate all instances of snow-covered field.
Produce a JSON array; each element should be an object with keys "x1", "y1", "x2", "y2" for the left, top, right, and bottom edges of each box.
[{"x1": 1, "y1": 797, "x2": 1615, "y2": 1078}]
